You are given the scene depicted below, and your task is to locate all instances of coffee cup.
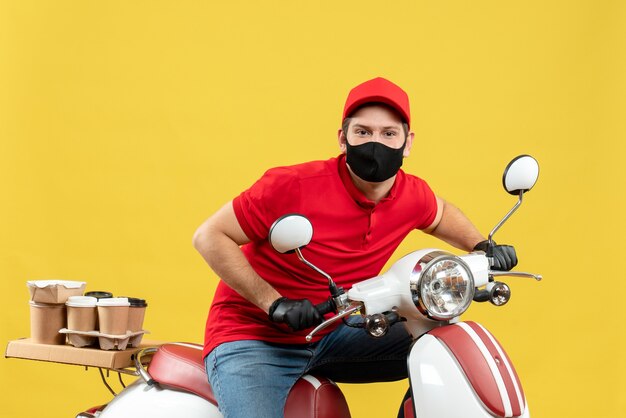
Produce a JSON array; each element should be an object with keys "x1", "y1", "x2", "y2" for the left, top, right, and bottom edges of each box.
[
  {"x1": 29, "y1": 301, "x2": 66, "y2": 344},
  {"x1": 96, "y1": 297, "x2": 130, "y2": 335},
  {"x1": 84, "y1": 291, "x2": 113, "y2": 329},
  {"x1": 123, "y1": 297, "x2": 148, "y2": 332},
  {"x1": 66, "y1": 296, "x2": 98, "y2": 331}
]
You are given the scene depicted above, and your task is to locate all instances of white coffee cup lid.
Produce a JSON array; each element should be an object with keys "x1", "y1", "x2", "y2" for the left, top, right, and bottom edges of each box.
[
  {"x1": 66, "y1": 296, "x2": 98, "y2": 307},
  {"x1": 96, "y1": 297, "x2": 130, "y2": 307}
]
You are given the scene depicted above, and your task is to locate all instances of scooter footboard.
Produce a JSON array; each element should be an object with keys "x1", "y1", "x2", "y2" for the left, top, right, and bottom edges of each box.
[{"x1": 407, "y1": 321, "x2": 528, "y2": 418}]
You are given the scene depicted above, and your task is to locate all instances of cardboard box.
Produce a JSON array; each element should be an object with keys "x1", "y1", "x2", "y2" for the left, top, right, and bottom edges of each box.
[
  {"x1": 27, "y1": 280, "x2": 86, "y2": 304},
  {"x1": 5, "y1": 338, "x2": 162, "y2": 369}
]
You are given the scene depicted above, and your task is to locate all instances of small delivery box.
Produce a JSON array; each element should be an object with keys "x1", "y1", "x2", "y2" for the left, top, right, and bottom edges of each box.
[{"x1": 27, "y1": 280, "x2": 86, "y2": 304}]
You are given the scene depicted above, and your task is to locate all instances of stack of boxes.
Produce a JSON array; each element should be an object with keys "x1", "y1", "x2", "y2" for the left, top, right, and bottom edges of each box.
[{"x1": 28, "y1": 280, "x2": 86, "y2": 345}]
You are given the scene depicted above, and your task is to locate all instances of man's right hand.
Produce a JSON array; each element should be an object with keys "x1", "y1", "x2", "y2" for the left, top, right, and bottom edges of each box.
[{"x1": 269, "y1": 297, "x2": 323, "y2": 331}]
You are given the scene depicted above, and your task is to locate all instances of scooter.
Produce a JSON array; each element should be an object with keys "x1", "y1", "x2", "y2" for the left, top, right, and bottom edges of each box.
[{"x1": 78, "y1": 154, "x2": 541, "y2": 418}]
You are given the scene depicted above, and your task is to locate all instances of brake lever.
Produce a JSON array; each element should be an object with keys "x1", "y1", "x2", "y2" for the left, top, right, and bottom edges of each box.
[
  {"x1": 305, "y1": 302, "x2": 362, "y2": 342},
  {"x1": 489, "y1": 270, "x2": 542, "y2": 281}
]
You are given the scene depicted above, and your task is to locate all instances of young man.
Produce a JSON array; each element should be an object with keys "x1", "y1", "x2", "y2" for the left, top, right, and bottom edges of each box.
[{"x1": 193, "y1": 77, "x2": 517, "y2": 418}]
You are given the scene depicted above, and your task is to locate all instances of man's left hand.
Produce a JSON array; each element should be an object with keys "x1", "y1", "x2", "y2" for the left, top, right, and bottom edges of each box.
[{"x1": 473, "y1": 240, "x2": 518, "y2": 271}]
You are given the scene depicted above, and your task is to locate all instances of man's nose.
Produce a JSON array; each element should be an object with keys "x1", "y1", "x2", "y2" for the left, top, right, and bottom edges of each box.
[{"x1": 371, "y1": 132, "x2": 385, "y2": 142}]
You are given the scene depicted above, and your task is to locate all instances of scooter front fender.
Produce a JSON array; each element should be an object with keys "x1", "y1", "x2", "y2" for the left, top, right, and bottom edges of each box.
[
  {"x1": 98, "y1": 379, "x2": 222, "y2": 418},
  {"x1": 407, "y1": 321, "x2": 529, "y2": 418}
]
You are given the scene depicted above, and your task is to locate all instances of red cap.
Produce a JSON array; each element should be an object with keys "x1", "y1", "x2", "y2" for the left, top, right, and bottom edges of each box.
[{"x1": 342, "y1": 77, "x2": 410, "y2": 127}]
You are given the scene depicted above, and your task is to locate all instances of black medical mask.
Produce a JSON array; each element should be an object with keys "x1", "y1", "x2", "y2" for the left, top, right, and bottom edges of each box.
[{"x1": 344, "y1": 138, "x2": 406, "y2": 183}]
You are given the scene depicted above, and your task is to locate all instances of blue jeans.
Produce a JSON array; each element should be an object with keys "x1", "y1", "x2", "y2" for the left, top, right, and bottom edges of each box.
[{"x1": 204, "y1": 318, "x2": 412, "y2": 418}]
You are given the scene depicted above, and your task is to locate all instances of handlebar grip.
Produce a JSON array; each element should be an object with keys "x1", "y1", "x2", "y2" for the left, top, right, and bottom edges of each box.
[
  {"x1": 315, "y1": 299, "x2": 335, "y2": 315},
  {"x1": 385, "y1": 311, "x2": 401, "y2": 325},
  {"x1": 473, "y1": 289, "x2": 490, "y2": 302}
]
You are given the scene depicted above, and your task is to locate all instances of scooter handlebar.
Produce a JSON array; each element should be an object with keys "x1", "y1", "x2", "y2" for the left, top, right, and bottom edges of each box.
[{"x1": 315, "y1": 298, "x2": 335, "y2": 316}]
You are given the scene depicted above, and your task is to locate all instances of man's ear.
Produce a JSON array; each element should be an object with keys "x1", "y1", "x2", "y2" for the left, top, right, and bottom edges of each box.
[
  {"x1": 337, "y1": 129, "x2": 347, "y2": 154},
  {"x1": 403, "y1": 131, "x2": 415, "y2": 158}
]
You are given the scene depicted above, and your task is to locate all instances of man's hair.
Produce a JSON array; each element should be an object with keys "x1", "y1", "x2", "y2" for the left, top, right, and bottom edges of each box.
[{"x1": 341, "y1": 103, "x2": 409, "y2": 139}]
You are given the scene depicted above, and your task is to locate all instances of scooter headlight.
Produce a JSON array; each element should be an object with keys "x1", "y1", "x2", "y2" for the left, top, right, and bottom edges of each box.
[{"x1": 410, "y1": 252, "x2": 475, "y2": 321}]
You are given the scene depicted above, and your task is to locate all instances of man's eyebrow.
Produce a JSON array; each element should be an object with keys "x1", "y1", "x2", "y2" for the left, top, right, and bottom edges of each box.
[{"x1": 351, "y1": 123, "x2": 401, "y2": 131}]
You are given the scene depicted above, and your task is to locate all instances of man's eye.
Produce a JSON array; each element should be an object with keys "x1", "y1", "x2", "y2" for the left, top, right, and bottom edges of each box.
[
  {"x1": 384, "y1": 131, "x2": 397, "y2": 137},
  {"x1": 356, "y1": 130, "x2": 369, "y2": 136}
]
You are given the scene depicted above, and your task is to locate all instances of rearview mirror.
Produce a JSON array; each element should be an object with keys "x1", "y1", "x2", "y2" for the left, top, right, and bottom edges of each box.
[
  {"x1": 488, "y1": 155, "x2": 540, "y2": 246},
  {"x1": 502, "y1": 155, "x2": 539, "y2": 195},
  {"x1": 268, "y1": 214, "x2": 313, "y2": 254}
]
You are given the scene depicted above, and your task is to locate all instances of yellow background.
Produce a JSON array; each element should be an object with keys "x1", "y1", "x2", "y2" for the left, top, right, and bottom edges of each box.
[{"x1": 1, "y1": 1, "x2": 625, "y2": 417}]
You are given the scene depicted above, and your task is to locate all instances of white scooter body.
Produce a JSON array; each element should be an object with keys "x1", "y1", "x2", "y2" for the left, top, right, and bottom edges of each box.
[
  {"x1": 408, "y1": 327, "x2": 529, "y2": 418},
  {"x1": 348, "y1": 249, "x2": 490, "y2": 334},
  {"x1": 98, "y1": 379, "x2": 221, "y2": 418},
  {"x1": 348, "y1": 249, "x2": 528, "y2": 418}
]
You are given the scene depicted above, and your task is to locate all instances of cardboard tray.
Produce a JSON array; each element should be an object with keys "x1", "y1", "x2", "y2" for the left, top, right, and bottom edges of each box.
[
  {"x1": 5, "y1": 338, "x2": 162, "y2": 369},
  {"x1": 60, "y1": 329, "x2": 149, "y2": 350}
]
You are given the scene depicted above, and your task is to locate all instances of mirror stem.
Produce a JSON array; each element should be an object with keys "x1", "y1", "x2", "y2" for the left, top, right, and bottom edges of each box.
[
  {"x1": 294, "y1": 248, "x2": 335, "y2": 287},
  {"x1": 488, "y1": 190, "x2": 524, "y2": 246}
]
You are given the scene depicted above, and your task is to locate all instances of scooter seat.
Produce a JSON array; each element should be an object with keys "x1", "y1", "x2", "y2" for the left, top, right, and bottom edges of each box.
[
  {"x1": 147, "y1": 343, "x2": 351, "y2": 418},
  {"x1": 148, "y1": 343, "x2": 217, "y2": 404}
]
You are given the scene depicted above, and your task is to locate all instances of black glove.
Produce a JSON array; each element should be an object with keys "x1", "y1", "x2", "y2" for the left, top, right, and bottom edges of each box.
[
  {"x1": 269, "y1": 297, "x2": 323, "y2": 331},
  {"x1": 473, "y1": 240, "x2": 518, "y2": 271}
]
